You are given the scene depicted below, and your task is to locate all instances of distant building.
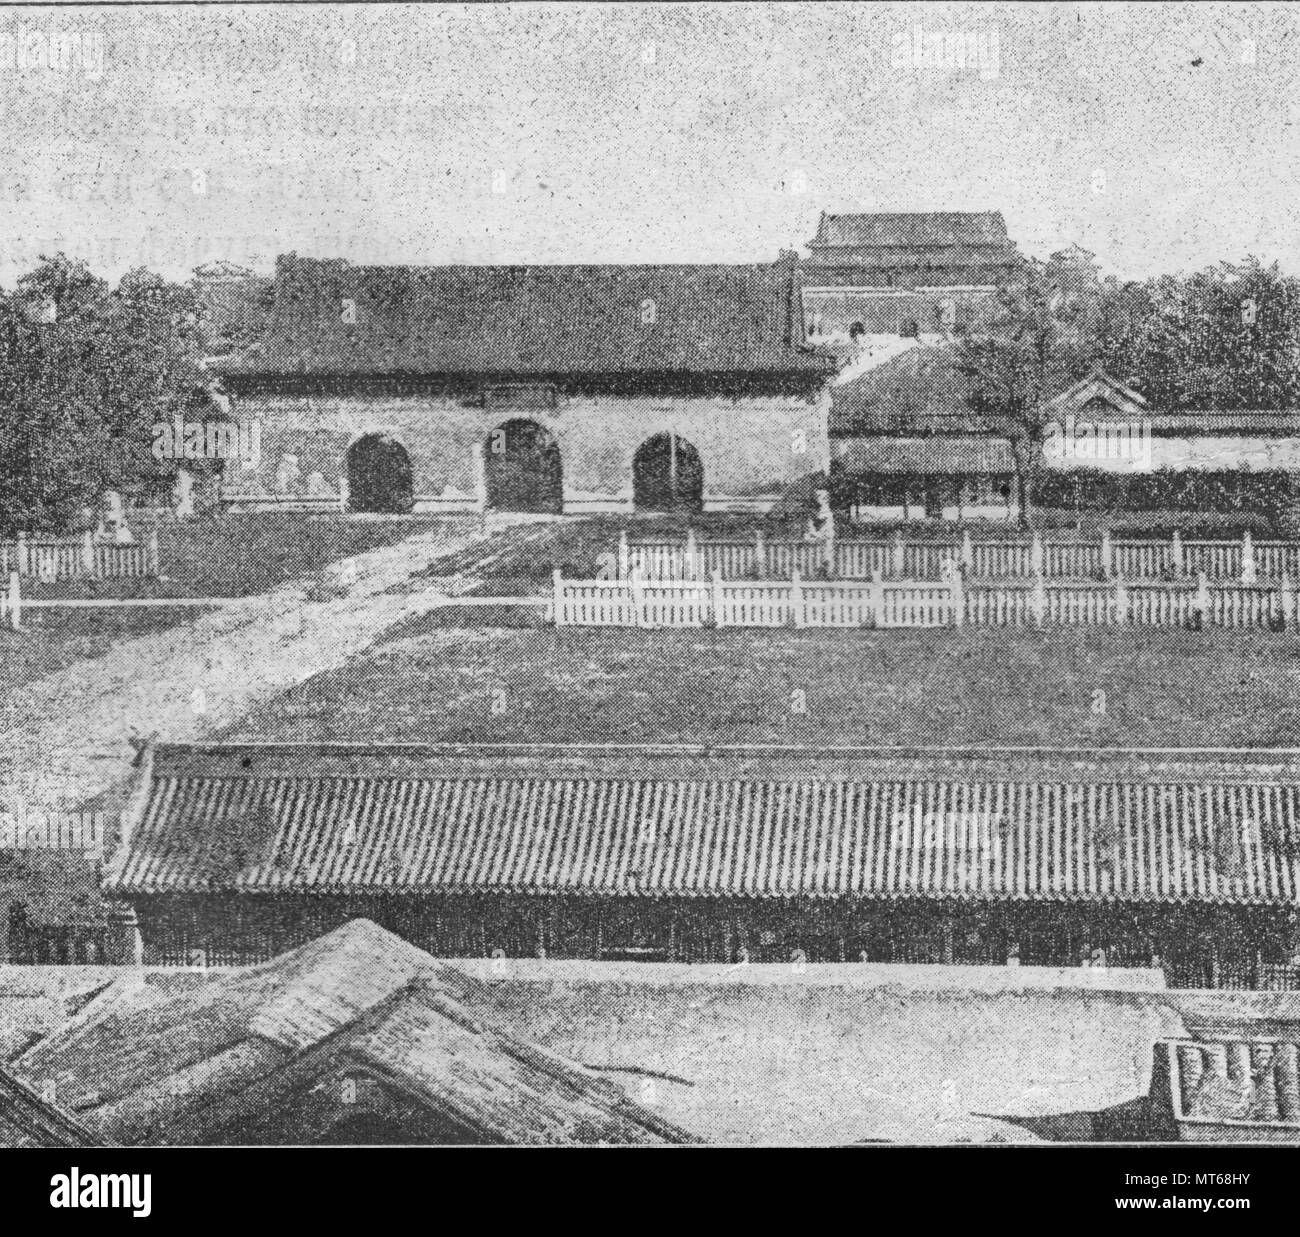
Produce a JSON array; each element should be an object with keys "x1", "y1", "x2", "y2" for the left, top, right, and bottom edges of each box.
[
  {"x1": 105, "y1": 743, "x2": 1300, "y2": 989},
  {"x1": 801, "y1": 211, "x2": 1021, "y2": 347},
  {"x1": 831, "y1": 359, "x2": 1300, "y2": 522}
]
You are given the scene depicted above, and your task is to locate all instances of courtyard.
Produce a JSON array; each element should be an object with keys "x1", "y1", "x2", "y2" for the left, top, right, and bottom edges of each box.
[{"x1": 225, "y1": 621, "x2": 1300, "y2": 749}]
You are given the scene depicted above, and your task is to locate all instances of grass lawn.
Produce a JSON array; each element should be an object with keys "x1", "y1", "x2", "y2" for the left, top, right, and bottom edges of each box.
[
  {"x1": 1, "y1": 514, "x2": 459, "y2": 701},
  {"x1": 223, "y1": 622, "x2": 1300, "y2": 748},
  {"x1": 0, "y1": 607, "x2": 215, "y2": 703},
  {"x1": 24, "y1": 512, "x2": 454, "y2": 600}
]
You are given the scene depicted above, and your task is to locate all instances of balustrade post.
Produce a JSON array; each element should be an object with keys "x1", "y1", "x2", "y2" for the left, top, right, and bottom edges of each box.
[
  {"x1": 8, "y1": 571, "x2": 20, "y2": 630},
  {"x1": 552, "y1": 568, "x2": 563, "y2": 627},
  {"x1": 1032, "y1": 572, "x2": 1047, "y2": 629},
  {"x1": 629, "y1": 566, "x2": 645, "y2": 629},
  {"x1": 618, "y1": 531, "x2": 630, "y2": 581},
  {"x1": 1196, "y1": 570, "x2": 1211, "y2": 627},
  {"x1": 1114, "y1": 570, "x2": 1129, "y2": 626},
  {"x1": 891, "y1": 531, "x2": 905, "y2": 580},
  {"x1": 1100, "y1": 528, "x2": 1113, "y2": 580},
  {"x1": 686, "y1": 527, "x2": 699, "y2": 580},
  {"x1": 16, "y1": 532, "x2": 28, "y2": 577},
  {"x1": 1242, "y1": 530, "x2": 1257, "y2": 584},
  {"x1": 960, "y1": 528, "x2": 974, "y2": 576},
  {"x1": 1170, "y1": 529, "x2": 1183, "y2": 578},
  {"x1": 791, "y1": 569, "x2": 805, "y2": 628},
  {"x1": 711, "y1": 568, "x2": 725, "y2": 627},
  {"x1": 755, "y1": 529, "x2": 767, "y2": 579}
]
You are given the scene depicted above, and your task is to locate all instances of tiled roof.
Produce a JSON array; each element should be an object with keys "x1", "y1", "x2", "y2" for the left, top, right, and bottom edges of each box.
[
  {"x1": 219, "y1": 256, "x2": 833, "y2": 378},
  {"x1": 830, "y1": 345, "x2": 985, "y2": 434},
  {"x1": 12, "y1": 919, "x2": 693, "y2": 1146},
  {"x1": 1144, "y1": 412, "x2": 1300, "y2": 435},
  {"x1": 832, "y1": 353, "x2": 1300, "y2": 439},
  {"x1": 106, "y1": 745, "x2": 1300, "y2": 906},
  {"x1": 810, "y1": 212, "x2": 1013, "y2": 250},
  {"x1": 803, "y1": 251, "x2": 1021, "y2": 276},
  {"x1": 0, "y1": 1067, "x2": 99, "y2": 1148}
]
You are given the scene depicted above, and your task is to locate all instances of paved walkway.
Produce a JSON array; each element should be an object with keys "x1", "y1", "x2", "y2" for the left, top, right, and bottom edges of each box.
[{"x1": 0, "y1": 517, "x2": 553, "y2": 815}]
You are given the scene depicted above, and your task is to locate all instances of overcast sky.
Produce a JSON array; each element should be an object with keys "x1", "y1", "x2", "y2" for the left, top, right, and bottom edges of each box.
[{"x1": 0, "y1": 2, "x2": 1297, "y2": 286}]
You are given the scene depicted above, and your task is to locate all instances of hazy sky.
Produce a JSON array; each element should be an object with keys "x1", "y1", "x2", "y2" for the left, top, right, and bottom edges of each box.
[{"x1": 0, "y1": 2, "x2": 1297, "y2": 285}]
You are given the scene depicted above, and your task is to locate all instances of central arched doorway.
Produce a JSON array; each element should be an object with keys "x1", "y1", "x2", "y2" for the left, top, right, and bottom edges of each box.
[
  {"x1": 633, "y1": 433, "x2": 704, "y2": 512},
  {"x1": 484, "y1": 419, "x2": 563, "y2": 514},
  {"x1": 346, "y1": 434, "x2": 414, "y2": 514}
]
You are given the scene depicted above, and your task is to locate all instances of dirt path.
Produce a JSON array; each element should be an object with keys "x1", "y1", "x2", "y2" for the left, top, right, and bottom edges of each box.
[{"x1": 0, "y1": 517, "x2": 554, "y2": 815}]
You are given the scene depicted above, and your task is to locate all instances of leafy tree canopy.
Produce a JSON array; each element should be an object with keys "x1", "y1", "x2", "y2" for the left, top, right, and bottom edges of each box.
[{"x1": 0, "y1": 255, "x2": 206, "y2": 535}]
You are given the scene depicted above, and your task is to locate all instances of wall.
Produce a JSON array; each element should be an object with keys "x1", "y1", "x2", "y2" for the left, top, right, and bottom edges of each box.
[
  {"x1": 0, "y1": 850, "x2": 110, "y2": 964},
  {"x1": 1042, "y1": 431, "x2": 1300, "y2": 473},
  {"x1": 222, "y1": 387, "x2": 831, "y2": 515}
]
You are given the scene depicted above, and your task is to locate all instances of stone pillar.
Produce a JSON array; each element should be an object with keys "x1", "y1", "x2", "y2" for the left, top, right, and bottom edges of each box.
[
  {"x1": 173, "y1": 467, "x2": 196, "y2": 520},
  {"x1": 106, "y1": 905, "x2": 145, "y2": 965},
  {"x1": 471, "y1": 441, "x2": 488, "y2": 514}
]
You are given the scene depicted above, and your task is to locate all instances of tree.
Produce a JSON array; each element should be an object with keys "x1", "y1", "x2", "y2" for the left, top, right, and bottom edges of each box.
[
  {"x1": 0, "y1": 255, "x2": 205, "y2": 535},
  {"x1": 1099, "y1": 257, "x2": 1300, "y2": 410},
  {"x1": 955, "y1": 258, "x2": 1094, "y2": 527}
]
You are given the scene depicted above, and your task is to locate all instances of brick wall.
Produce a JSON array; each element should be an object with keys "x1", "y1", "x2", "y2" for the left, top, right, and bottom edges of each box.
[{"x1": 221, "y1": 387, "x2": 831, "y2": 514}]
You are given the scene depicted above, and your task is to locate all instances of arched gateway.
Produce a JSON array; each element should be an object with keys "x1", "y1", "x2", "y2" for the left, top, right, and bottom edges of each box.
[
  {"x1": 484, "y1": 420, "x2": 563, "y2": 514},
  {"x1": 633, "y1": 433, "x2": 704, "y2": 512},
  {"x1": 346, "y1": 434, "x2": 414, "y2": 514}
]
